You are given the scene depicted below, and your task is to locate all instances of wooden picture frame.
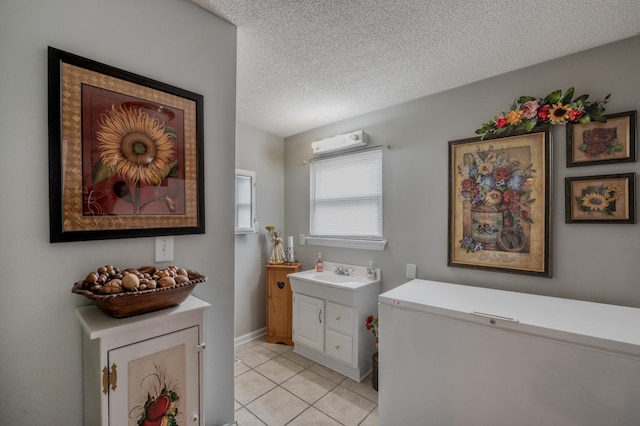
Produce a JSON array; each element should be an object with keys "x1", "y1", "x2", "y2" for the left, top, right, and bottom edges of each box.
[
  {"x1": 448, "y1": 127, "x2": 552, "y2": 277},
  {"x1": 566, "y1": 110, "x2": 637, "y2": 167},
  {"x1": 48, "y1": 47, "x2": 204, "y2": 242},
  {"x1": 565, "y1": 173, "x2": 636, "y2": 224}
]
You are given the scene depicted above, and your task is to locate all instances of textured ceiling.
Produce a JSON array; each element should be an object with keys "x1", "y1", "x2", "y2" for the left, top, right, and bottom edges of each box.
[{"x1": 191, "y1": 0, "x2": 640, "y2": 137}]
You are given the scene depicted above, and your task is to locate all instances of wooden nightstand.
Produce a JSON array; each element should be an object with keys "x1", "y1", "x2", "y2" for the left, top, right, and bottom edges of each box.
[{"x1": 266, "y1": 263, "x2": 301, "y2": 345}]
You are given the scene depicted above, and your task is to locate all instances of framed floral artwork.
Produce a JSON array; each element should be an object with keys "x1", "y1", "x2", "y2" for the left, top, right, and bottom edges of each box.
[
  {"x1": 448, "y1": 127, "x2": 552, "y2": 277},
  {"x1": 565, "y1": 173, "x2": 636, "y2": 224},
  {"x1": 48, "y1": 47, "x2": 204, "y2": 242},
  {"x1": 566, "y1": 110, "x2": 637, "y2": 167}
]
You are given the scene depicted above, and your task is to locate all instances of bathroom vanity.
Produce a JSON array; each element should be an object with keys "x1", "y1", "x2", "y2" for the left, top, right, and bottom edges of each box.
[
  {"x1": 288, "y1": 262, "x2": 380, "y2": 381},
  {"x1": 378, "y1": 279, "x2": 640, "y2": 426}
]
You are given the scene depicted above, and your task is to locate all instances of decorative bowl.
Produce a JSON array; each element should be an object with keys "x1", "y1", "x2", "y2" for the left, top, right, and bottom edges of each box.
[{"x1": 72, "y1": 270, "x2": 207, "y2": 318}]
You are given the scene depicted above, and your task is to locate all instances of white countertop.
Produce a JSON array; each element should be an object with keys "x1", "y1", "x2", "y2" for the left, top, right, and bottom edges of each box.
[{"x1": 75, "y1": 295, "x2": 211, "y2": 340}]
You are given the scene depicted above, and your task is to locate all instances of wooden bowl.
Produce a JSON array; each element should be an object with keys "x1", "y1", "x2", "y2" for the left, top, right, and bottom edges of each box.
[{"x1": 72, "y1": 270, "x2": 207, "y2": 318}]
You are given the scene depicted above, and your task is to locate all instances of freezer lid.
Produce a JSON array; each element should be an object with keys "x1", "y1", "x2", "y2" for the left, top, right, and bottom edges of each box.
[{"x1": 379, "y1": 279, "x2": 640, "y2": 357}]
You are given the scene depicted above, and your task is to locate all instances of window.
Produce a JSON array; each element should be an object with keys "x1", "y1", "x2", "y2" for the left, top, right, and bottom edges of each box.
[
  {"x1": 235, "y1": 169, "x2": 256, "y2": 234},
  {"x1": 310, "y1": 147, "x2": 383, "y2": 244}
]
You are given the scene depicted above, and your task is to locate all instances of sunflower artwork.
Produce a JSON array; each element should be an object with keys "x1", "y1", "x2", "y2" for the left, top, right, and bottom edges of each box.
[
  {"x1": 576, "y1": 183, "x2": 621, "y2": 215},
  {"x1": 565, "y1": 173, "x2": 636, "y2": 223},
  {"x1": 86, "y1": 88, "x2": 185, "y2": 216},
  {"x1": 49, "y1": 47, "x2": 204, "y2": 242}
]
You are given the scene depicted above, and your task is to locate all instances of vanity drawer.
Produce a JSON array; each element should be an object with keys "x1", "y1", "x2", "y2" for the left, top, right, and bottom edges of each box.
[
  {"x1": 325, "y1": 329, "x2": 353, "y2": 364},
  {"x1": 326, "y1": 302, "x2": 353, "y2": 335}
]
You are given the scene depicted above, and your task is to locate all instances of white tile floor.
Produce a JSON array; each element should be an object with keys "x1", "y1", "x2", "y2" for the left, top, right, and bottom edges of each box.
[{"x1": 234, "y1": 337, "x2": 378, "y2": 426}]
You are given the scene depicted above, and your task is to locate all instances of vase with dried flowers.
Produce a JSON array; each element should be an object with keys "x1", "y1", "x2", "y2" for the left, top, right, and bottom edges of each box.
[{"x1": 265, "y1": 225, "x2": 285, "y2": 264}]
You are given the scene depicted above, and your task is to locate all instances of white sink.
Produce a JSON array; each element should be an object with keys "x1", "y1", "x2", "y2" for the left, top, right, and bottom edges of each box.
[
  {"x1": 288, "y1": 262, "x2": 380, "y2": 303},
  {"x1": 304, "y1": 272, "x2": 372, "y2": 285}
]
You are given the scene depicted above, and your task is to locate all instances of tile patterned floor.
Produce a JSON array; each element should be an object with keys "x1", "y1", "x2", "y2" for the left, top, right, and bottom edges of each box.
[{"x1": 235, "y1": 337, "x2": 378, "y2": 426}]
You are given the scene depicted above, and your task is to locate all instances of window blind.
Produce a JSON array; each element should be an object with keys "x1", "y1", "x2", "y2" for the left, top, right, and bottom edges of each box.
[{"x1": 310, "y1": 147, "x2": 382, "y2": 239}]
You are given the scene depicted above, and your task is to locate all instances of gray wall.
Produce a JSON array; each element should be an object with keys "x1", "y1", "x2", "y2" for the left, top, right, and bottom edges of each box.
[
  {"x1": 235, "y1": 123, "x2": 285, "y2": 339},
  {"x1": 285, "y1": 36, "x2": 640, "y2": 308},
  {"x1": 0, "y1": 0, "x2": 236, "y2": 424}
]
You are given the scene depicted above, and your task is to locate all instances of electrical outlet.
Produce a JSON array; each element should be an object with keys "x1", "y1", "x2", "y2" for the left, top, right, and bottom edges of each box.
[
  {"x1": 155, "y1": 236, "x2": 174, "y2": 262},
  {"x1": 299, "y1": 234, "x2": 306, "y2": 245},
  {"x1": 406, "y1": 264, "x2": 417, "y2": 279}
]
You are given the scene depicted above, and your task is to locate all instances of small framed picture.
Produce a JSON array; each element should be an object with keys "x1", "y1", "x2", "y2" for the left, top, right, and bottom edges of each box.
[
  {"x1": 565, "y1": 173, "x2": 636, "y2": 223},
  {"x1": 566, "y1": 110, "x2": 637, "y2": 167}
]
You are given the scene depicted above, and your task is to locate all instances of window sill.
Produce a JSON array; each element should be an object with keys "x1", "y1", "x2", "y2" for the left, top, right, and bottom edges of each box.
[{"x1": 305, "y1": 237, "x2": 387, "y2": 251}]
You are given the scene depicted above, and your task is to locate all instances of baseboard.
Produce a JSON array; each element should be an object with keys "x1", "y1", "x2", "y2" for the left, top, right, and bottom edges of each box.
[{"x1": 234, "y1": 327, "x2": 266, "y2": 347}]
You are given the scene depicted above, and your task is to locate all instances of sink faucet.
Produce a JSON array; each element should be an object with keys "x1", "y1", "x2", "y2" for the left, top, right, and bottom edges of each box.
[{"x1": 335, "y1": 266, "x2": 354, "y2": 276}]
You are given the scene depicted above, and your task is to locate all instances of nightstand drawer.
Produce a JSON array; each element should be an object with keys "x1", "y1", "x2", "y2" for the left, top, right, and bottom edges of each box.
[
  {"x1": 326, "y1": 302, "x2": 353, "y2": 335},
  {"x1": 325, "y1": 329, "x2": 353, "y2": 364}
]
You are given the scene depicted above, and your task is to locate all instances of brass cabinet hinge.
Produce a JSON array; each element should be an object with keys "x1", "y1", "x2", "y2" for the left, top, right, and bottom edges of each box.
[{"x1": 102, "y1": 363, "x2": 118, "y2": 395}]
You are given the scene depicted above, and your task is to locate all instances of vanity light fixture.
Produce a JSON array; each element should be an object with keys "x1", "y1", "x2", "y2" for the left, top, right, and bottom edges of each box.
[{"x1": 311, "y1": 130, "x2": 368, "y2": 154}]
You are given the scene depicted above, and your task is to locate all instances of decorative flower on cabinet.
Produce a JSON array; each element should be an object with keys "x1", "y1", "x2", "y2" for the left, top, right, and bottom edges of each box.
[{"x1": 365, "y1": 315, "x2": 378, "y2": 347}]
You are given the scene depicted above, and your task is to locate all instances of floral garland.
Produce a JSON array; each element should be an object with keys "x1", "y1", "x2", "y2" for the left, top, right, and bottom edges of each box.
[{"x1": 476, "y1": 88, "x2": 611, "y2": 140}]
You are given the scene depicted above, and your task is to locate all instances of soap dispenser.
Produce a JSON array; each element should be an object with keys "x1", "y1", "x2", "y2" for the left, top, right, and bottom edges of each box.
[
  {"x1": 315, "y1": 253, "x2": 324, "y2": 272},
  {"x1": 367, "y1": 260, "x2": 375, "y2": 279}
]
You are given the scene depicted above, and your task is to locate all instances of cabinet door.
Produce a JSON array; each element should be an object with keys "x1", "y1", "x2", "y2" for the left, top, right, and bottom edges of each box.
[
  {"x1": 266, "y1": 268, "x2": 293, "y2": 344},
  {"x1": 108, "y1": 326, "x2": 201, "y2": 425},
  {"x1": 293, "y1": 293, "x2": 324, "y2": 352}
]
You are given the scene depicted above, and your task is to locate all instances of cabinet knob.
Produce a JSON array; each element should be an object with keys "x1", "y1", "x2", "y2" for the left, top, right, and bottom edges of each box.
[
  {"x1": 277, "y1": 281, "x2": 285, "y2": 289},
  {"x1": 335, "y1": 345, "x2": 340, "y2": 350},
  {"x1": 336, "y1": 315, "x2": 341, "y2": 321}
]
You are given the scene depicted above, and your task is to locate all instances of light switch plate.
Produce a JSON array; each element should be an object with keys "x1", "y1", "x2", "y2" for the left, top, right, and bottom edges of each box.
[
  {"x1": 406, "y1": 264, "x2": 417, "y2": 279},
  {"x1": 155, "y1": 236, "x2": 174, "y2": 262}
]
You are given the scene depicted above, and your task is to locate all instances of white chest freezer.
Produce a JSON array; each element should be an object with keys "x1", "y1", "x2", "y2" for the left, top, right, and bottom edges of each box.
[{"x1": 378, "y1": 279, "x2": 640, "y2": 426}]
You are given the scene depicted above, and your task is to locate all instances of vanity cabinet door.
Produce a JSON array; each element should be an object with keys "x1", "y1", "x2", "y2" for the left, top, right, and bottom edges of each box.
[
  {"x1": 293, "y1": 293, "x2": 324, "y2": 352},
  {"x1": 266, "y1": 263, "x2": 300, "y2": 345},
  {"x1": 108, "y1": 326, "x2": 200, "y2": 425}
]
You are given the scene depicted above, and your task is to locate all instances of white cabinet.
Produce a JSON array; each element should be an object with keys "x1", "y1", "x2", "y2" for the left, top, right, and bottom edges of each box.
[
  {"x1": 75, "y1": 296, "x2": 210, "y2": 426},
  {"x1": 289, "y1": 264, "x2": 380, "y2": 382},
  {"x1": 324, "y1": 302, "x2": 354, "y2": 364},
  {"x1": 293, "y1": 293, "x2": 325, "y2": 351},
  {"x1": 378, "y1": 279, "x2": 640, "y2": 426}
]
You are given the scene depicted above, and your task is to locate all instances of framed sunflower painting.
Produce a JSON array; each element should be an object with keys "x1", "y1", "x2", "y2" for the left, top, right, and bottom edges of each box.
[
  {"x1": 48, "y1": 47, "x2": 204, "y2": 242},
  {"x1": 448, "y1": 127, "x2": 552, "y2": 277},
  {"x1": 565, "y1": 173, "x2": 636, "y2": 224}
]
